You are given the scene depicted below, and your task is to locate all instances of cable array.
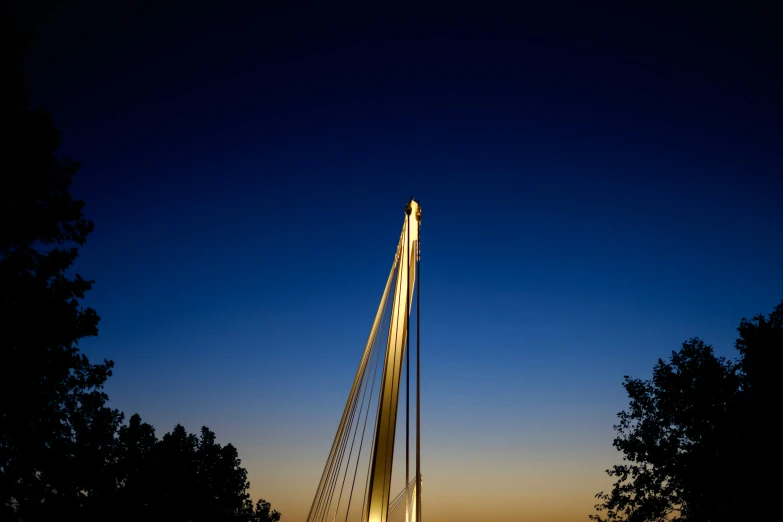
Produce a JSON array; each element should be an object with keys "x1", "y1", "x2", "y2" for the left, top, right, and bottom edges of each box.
[{"x1": 306, "y1": 201, "x2": 422, "y2": 522}]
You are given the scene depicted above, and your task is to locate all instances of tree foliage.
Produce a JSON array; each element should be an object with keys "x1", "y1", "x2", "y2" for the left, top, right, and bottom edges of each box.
[
  {"x1": 591, "y1": 301, "x2": 781, "y2": 522},
  {"x1": 1, "y1": 15, "x2": 119, "y2": 519},
  {"x1": 108, "y1": 416, "x2": 281, "y2": 522},
  {"x1": 2, "y1": 18, "x2": 280, "y2": 522}
]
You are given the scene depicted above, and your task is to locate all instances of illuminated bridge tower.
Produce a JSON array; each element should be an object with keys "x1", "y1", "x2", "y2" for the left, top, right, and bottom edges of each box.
[{"x1": 306, "y1": 199, "x2": 422, "y2": 522}]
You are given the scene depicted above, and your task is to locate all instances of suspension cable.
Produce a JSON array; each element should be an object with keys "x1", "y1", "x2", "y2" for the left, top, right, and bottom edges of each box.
[
  {"x1": 405, "y1": 206, "x2": 411, "y2": 522},
  {"x1": 338, "y1": 283, "x2": 391, "y2": 522},
  {"x1": 306, "y1": 247, "x2": 399, "y2": 522},
  {"x1": 415, "y1": 203, "x2": 422, "y2": 522},
  {"x1": 321, "y1": 258, "x2": 399, "y2": 522}
]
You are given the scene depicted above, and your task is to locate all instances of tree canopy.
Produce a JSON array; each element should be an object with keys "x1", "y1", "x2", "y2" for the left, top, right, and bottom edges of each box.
[
  {"x1": 591, "y1": 301, "x2": 780, "y2": 522},
  {"x1": 1, "y1": 16, "x2": 280, "y2": 522},
  {"x1": 108, "y1": 416, "x2": 281, "y2": 522},
  {"x1": 1, "y1": 16, "x2": 117, "y2": 519}
]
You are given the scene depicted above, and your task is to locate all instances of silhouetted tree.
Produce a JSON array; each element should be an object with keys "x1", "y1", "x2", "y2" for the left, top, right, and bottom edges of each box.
[
  {"x1": 110, "y1": 419, "x2": 281, "y2": 522},
  {"x1": 1, "y1": 14, "x2": 120, "y2": 521},
  {"x1": 591, "y1": 301, "x2": 781, "y2": 522},
  {"x1": 251, "y1": 498, "x2": 282, "y2": 522},
  {"x1": 731, "y1": 301, "x2": 780, "y2": 522},
  {"x1": 735, "y1": 301, "x2": 780, "y2": 404},
  {"x1": 1, "y1": 14, "x2": 279, "y2": 521}
]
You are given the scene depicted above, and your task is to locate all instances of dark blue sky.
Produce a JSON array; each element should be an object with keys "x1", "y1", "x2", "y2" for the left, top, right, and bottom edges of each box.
[{"x1": 12, "y1": 2, "x2": 783, "y2": 520}]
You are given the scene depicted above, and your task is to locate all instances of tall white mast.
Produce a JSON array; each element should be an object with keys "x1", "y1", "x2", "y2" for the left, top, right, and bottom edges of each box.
[{"x1": 365, "y1": 199, "x2": 420, "y2": 522}]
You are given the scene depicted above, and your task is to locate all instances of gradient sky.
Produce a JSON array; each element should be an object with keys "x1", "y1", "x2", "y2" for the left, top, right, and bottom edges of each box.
[{"x1": 12, "y1": 2, "x2": 783, "y2": 521}]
